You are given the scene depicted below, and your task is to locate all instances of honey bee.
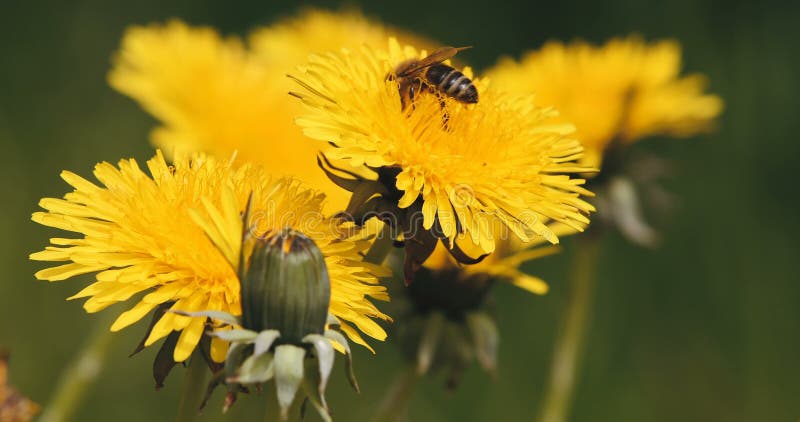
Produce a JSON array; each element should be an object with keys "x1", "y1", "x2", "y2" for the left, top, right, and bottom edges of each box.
[{"x1": 390, "y1": 46, "x2": 478, "y2": 110}]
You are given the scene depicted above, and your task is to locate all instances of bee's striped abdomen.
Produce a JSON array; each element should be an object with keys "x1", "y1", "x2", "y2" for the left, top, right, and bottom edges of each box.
[{"x1": 426, "y1": 64, "x2": 478, "y2": 104}]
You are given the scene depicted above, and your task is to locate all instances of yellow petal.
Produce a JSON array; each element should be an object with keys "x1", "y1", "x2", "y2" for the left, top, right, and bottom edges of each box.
[
  {"x1": 34, "y1": 263, "x2": 107, "y2": 281},
  {"x1": 210, "y1": 335, "x2": 229, "y2": 363},
  {"x1": 338, "y1": 321, "x2": 375, "y2": 354},
  {"x1": 509, "y1": 273, "x2": 549, "y2": 295},
  {"x1": 111, "y1": 301, "x2": 158, "y2": 331},
  {"x1": 173, "y1": 316, "x2": 206, "y2": 362}
]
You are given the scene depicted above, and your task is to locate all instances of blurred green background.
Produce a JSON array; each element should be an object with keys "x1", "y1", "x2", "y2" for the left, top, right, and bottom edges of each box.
[{"x1": 2, "y1": 0, "x2": 799, "y2": 420}]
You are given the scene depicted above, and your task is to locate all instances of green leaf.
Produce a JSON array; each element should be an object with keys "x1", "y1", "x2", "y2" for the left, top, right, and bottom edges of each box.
[
  {"x1": 417, "y1": 312, "x2": 445, "y2": 375},
  {"x1": 253, "y1": 330, "x2": 281, "y2": 357},
  {"x1": 466, "y1": 312, "x2": 499, "y2": 374},
  {"x1": 231, "y1": 352, "x2": 274, "y2": 384},
  {"x1": 169, "y1": 310, "x2": 240, "y2": 327},
  {"x1": 324, "y1": 329, "x2": 359, "y2": 392},
  {"x1": 302, "y1": 358, "x2": 332, "y2": 422},
  {"x1": 274, "y1": 344, "x2": 306, "y2": 419},
  {"x1": 209, "y1": 329, "x2": 258, "y2": 343},
  {"x1": 303, "y1": 334, "x2": 335, "y2": 397}
]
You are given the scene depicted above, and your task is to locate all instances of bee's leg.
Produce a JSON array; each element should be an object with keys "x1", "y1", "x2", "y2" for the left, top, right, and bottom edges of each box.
[
  {"x1": 437, "y1": 93, "x2": 451, "y2": 129},
  {"x1": 407, "y1": 83, "x2": 417, "y2": 111},
  {"x1": 398, "y1": 82, "x2": 415, "y2": 111}
]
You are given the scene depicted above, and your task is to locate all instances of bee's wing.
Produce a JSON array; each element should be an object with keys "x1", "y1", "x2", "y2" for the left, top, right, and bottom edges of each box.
[{"x1": 397, "y1": 46, "x2": 471, "y2": 76}]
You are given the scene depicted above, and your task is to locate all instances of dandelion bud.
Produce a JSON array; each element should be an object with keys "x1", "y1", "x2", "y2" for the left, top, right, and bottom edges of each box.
[{"x1": 241, "y1": 229, "x2": 331, "y2": 342}]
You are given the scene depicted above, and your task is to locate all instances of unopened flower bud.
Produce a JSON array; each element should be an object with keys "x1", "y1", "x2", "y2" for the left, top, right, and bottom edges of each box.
[{"x1": 241, "y1": 229, "x2": 331, "y2": 343}]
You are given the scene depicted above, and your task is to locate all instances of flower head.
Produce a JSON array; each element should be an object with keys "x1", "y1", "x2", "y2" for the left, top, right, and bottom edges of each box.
[
  {"x1": 290, "y1": 39, "x2": 594, "y2": 274},
  {"x1": 388, "y1": 222, "x2": 572, "y2": 387},
  {"x1": 388, "y1": 246, "x2": 549, "y2": 387},
  {"x1": 30, "y1": 151, "x2": 390, "y2": 362},
  {"x1": 108, "y1": 10, "x2": 426, "y2": 211},
  {"x1": 487, "y1": 36, "x2": 723, "y2": 169}
]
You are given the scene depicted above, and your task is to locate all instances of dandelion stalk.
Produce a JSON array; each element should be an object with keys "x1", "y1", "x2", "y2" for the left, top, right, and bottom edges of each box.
[
  {"x1": 262, "y1": 381, "x2": 305, "y2": 422},
  {"x1": 175, "y1": 352, "x2": 209, "y2": 422},
  {"x1": 371, "y1": 366, "x2": 419, "y2": 422},
  {"x1": 263, "y1": 383, "x2": 281, "y2": 422},
  {"x1": 39, "y1": 314, "x2": 116, "y2": 422},
  {"x1": 538, "y1": 236, "x2": 600, "y2": 422}
]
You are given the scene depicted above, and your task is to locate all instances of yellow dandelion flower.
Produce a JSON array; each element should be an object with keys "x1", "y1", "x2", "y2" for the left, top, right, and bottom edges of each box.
[
  {"x1": 108, "y1": 9, "x2": 427, "y2": 211},
  {"x1": 487, "y1": 36, "x2": 723, "y2": 169},
  {"x1": 290, "y1": 39, "x2": 594, "y2": 265},
  {"x1": 30, "y1": 151, "x2": 390, "y2": 362}
]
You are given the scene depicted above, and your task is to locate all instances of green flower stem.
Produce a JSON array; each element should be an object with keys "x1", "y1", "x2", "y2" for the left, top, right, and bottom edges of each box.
[
  {"x1": 175, "y1": 352, "x2": 209, "y2": 422},
  {"x1": 264, "y1": 385, "x2": 281, "y2": 422},
  {"x1": 39, "y1": 313, "x2": 116, "y2": 422},
  {"x1": 370, "y1": 366, "x2": 419, "y2": 422},
  {"x1": 538, "y1": 236, "x2": 601, "y2": 422},
  {"x1": 363, "y1": 223, "x2": 395, "y2": 265}
]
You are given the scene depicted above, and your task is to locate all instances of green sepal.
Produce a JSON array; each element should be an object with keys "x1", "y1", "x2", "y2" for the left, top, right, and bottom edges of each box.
[
  {"x1": 153, "y1": 330, "x2": 180, "y2": 389},
  {"x1": 317, "y1": 154, "x2": 362, "y2": 192},
  {"x1": 199, "y1": 370, "x2": 225, "y2": 412},
  {"x1": 402, "y1": 224, "x2": 439, "y2": 285},
  {"x1": 303, "y1": 334, "x2": 335, "y2": 398},
  {"x1": 326, "y1": 313, "x2": 340, "y2": 328},
  {"x1": 273, "y1": 344, "x2": 306, "y2": 420},
  {"x1": 607, "y1": 175, "x2": 660, "y2": 247},
  {"x1": 324, "y1": 329, "x2": 359, "y2": 393},
  {"x1": 417, "y1": 312, "x2": 444, "y2": 375},
  {"x1": 442, "y1": 321, "x2": 473, "y2": 389},
  {"x1": 224, "y1": 342, "x2": 249, "y2": 380},
  {"x1": 231, "y1": 351, "x2": 274, "y2": 384},
  {"x1": 222, "y1": 343, "x2": 250, "y2": 413},
  {"x1": 237, "y1": 191, "x2": 254, "y2": 283},
  {"x1": 198, "y1": 335, "x2": 224, "y2": 375},
  {"x1": 302, "y1": 357, "x2": 332, "y2": 422},
  {"x1": 466, "y1": 312, "x2": 499, "y2": 375},
  {"x1": 130, "y1": 302, "x2": 173, "y2": 357},
  {"x1": 209, "y1": 329, "x2": 258, "y2": 343},
  {"x1": 335, "y1": 189, "x2": 390, "y2": 227},
  {"x1": 253, "y1": 330, "x2": 281, "y2": 357},
  {"x1": 442, "y1": 237, "x2": 489, "y2": 265}
]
